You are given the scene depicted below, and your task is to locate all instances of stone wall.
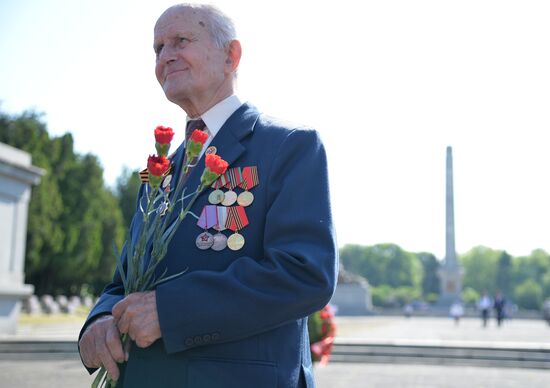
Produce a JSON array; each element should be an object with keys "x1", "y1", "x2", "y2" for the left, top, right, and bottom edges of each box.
[{"x1": 0, "y1": 142, "x2": 44, "y2": 334}]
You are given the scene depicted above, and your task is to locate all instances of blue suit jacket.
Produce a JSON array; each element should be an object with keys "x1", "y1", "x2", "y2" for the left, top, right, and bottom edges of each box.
[{"x1": 82, "y1": 103, "x2": 338, "y2": 388}]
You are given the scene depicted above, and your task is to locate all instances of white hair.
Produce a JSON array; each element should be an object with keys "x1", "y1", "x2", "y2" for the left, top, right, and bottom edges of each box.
[{"x1": 163, "y1": 3, "x2": 237, "y2": 49}]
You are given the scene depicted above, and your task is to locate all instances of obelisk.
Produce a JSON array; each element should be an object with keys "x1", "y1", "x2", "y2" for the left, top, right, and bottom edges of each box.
[{"x1": 437, "y1": 146, "x2": 463, "y2": 307}]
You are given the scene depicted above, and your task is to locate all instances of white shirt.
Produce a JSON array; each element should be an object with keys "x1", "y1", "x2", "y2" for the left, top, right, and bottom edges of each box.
[{"x1": 185, "y1": 94, "x2": 243, "y2": 159}]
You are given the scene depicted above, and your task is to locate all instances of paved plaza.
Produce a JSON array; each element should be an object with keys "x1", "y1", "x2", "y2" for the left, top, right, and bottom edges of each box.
[
  {"x1": 2, "y1": 358, "x2": 550, "y2": 388},
  {"x1": 335, "y1": 315, "x2": 550, "y2": 346},
  {"x1": 1, "y1": 315, "x2": 549, "y2": 387}
]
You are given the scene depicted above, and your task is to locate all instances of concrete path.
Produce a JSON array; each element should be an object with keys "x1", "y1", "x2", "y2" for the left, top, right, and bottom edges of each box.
[{"x1": 2, "y1": 358, "x2": 550, "y2": 388}]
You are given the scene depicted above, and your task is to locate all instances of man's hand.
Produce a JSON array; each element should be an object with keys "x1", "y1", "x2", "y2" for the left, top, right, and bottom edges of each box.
[
  {"x1": 112, "y1": 291, "x2": 162, "y2": 348},
  {"x1": 79, "y1": 315, "x2": 125, "y2": 381}
]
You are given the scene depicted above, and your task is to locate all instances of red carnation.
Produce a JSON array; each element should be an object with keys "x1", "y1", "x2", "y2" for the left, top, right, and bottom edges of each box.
[
  {"x1": 205, "y1": 154, "x2": 229, "y2": 175},
  {"x1": 147, "y1": 155, "x2": 170, "y2": 177},
  {"x1": 200, "y1": 154, "x2": 229, "y2": 188},
  {"x1": 190, "y1": 129, "x2": 209, "y2": 145},
  {"x1": 154, "y1": 126, "x2": 174, "y2": 145}
]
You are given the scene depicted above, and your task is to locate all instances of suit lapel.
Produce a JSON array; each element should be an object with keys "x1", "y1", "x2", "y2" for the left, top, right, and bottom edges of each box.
[{"x1": 165, "y1": 103, "x2": 260, "y2": 228}]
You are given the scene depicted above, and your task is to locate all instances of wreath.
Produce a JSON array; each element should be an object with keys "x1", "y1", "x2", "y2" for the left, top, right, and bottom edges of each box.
[{"x1": 307, "y1": 304, "x2": 336, "y2": 366}]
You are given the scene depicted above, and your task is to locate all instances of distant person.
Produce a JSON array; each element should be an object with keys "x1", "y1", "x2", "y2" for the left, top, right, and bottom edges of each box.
[
  {"x1": 493, "y1": 290, "x2": 506, "y2": 327},
  {"x1": 403, "y1": 303, "x2": 413, "y2": 318},
  {"x1": 543, "y1": 300, "x2": 550, "y2": 325},
  {"x1": 477, "y1": 291, "x2": 492, "y2": 327},
  {"x1": 449, "y1": 301, "x2": 464, "y2": 325}
]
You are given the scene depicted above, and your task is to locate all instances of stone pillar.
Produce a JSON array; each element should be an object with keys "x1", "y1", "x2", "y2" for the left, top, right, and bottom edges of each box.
[
  {"x1": 437, "y1": 146, "x2": 464, "y2": 307},
  {"x1": 0, "y1": 142, "x2": 44, "y2": 334}
]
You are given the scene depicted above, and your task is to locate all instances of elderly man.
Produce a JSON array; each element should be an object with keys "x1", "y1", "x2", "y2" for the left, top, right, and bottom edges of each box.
[{"x1": 79, "y1": 4, "x2": 337, "y2": 387}]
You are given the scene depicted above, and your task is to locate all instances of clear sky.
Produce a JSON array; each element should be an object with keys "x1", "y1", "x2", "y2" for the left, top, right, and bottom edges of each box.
[{"x1": 1, "y1": 0, "x2": 549, "y2": 259}]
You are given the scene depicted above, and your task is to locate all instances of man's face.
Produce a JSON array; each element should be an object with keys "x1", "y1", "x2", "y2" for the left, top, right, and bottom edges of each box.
[{"x1": 154, "y1": 9, "x2": 227, "y2": 105}]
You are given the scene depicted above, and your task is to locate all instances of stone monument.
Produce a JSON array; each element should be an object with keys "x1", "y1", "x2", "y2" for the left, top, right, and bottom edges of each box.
[
  {"x1": 0, "y1": 142, "x2": 44, "y2": 334},
  {"x1": 330, "y1": 265, "x2": 372, "y2": 315},
  {"x1": 437, "y1": 146, "x2": 464, "y2": 307}
]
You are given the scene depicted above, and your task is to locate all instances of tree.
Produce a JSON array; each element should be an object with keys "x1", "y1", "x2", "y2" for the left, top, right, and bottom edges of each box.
[
  {"x1": 339, "y1": 243, "x2": 423, "y2": 294},
  {"x1": 514, "y1": 279, "x2": 543, "y2": 310},
  {"x1": 512, "y1": 250, "x2": 550, "y2": 290},
  {"x1": 340, "y1": 244, "x2": 382, "y2": 285},
  {"x1": 460, "y1": 246, "x2": 500, "y2": 294},
  {"x1": 462, "y1": 287, "x2": 480, "y2": 307},
  {"x1": 416, "y1": 252, "x2": 440, "y2": 296},
  {"x1": 0, "y1": 109, "x2": 125, "y2": 295},
  {"x1": 115, "y1": 166, "x2": 142, "y2": 228},
  {"x1": 495, "y1": 251, "x2": 513, "y2": 296}
]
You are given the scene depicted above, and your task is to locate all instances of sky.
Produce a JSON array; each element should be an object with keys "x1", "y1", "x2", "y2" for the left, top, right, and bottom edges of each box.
[{"x1": 1, "y1": 0, "x2": 549, "y2": 259}]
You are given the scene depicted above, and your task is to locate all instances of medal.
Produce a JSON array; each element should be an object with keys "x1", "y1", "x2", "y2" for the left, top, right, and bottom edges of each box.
[
  {"x1": 237, "y1": 166, "x2": 259, "y2": 207},
  {"x1": 196, "y1": 232, "x2": 214, "y2": 250},
  {"x1": 211, "y1": 173, "x2": 229, "y2": 204},
  {"x1": 221, "y1": 190, "x2": 237, "y2": 206},
  {"x1": 211, "y1": 233, "x2": 228, "y2": 251},
  {"x1": 211, "y1": 206, "x2": 228, "y2": 251},
  {"x1": 227, "y1": 233, "x2": 245, "y2": 251},
  {"x1": 205, "y1": 146, "x2": 217, "y2": 155},
  {"x1": 221, "y1": 167, "x2": 243, "y2": 206},
  {"x1": 237, "y1": 191, "x2": 254, "y2": 207},
  {"x1": 209, "y1": 189, "x2": 225, "y2": 205},
  {"x1": 225, "y1": 206, "x2": 249, "y2": 251},
  {"x1": 196, "y1": 205, "x2": 218, "y2": 250},
  {"x1": 158, "y1": 200, "x2": 169, "y2": 217},
  {"x1": 162, "y1": 174, "x2": 172, "y2": 190}
]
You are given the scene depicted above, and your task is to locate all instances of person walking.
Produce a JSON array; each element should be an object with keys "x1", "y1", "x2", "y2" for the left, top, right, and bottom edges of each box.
[{"x1": 478, "y1": 291, "x2": 492, "y2": 327}]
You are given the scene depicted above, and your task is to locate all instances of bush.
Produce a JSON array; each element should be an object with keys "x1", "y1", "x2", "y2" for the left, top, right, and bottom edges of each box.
[
  {"x1": 371, "y1": 285, "x2": 422, "y2": 307},
  {"x1": 514, "y1": 280, "x2": 543, "y2": 310},
  {"x1": 371, "y1": 285, "x2": 395, "y2": 307},
  {"x1": 424, "y1": 293, "x2": 439, "y2": 304},
  {"x1": 462, "y1": 287, "x2": 480, "y2": 307}
]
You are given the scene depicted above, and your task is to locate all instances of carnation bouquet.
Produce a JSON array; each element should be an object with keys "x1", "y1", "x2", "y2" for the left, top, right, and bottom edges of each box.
[
  {"x1": 307, "y1": 304, "x2": 336, "y2": 366},
  {"x1": 92, "y1": 125, "x2": 228, "y2": 388}
]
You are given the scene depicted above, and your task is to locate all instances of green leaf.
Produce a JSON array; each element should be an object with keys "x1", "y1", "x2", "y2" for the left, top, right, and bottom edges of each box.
[{"x1": 91, "y1": 367, "x2": 107, "y2": 388}]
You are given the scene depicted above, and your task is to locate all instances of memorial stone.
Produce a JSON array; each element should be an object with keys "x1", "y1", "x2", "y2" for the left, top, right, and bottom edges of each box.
[
  {"x1": 0, "y1": 142, "x2": 44, "y2": 334},
  {"x1": 330, "y1": 266, "x2": 372, "y2": 315},
  {"x1": 22, "y1": 295, "x2": 42, "y2": 315}
]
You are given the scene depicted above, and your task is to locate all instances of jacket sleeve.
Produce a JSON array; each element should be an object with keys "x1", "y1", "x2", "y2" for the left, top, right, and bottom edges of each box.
[{"x1": 156, "y1": 128, "x2": 339, "y2": 354}]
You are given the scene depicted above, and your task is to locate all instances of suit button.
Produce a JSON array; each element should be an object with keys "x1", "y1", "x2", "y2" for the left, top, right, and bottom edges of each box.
[
  {"x1": 185, "y1": 338, "x2": 194, "y2": 347},
  {"x1": 203, "y1": 334, "x2": 212, "y2": 343},
  {"x1": 212, "y1": 332, "x2": 220, "y2": 341},
  {"x1": 193, "y1": 336, "x2": 203, "y2": 345}
]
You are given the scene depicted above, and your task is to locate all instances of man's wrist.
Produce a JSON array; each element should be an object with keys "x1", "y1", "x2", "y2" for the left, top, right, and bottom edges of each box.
[{"x1": 82, "y1": 313, "x2": 113, "y2": 336}]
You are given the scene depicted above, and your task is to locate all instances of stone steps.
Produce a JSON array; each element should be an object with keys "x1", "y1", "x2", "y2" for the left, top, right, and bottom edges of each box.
[
  {"x1": 331, "y1": 341, "x2": 550, "y2": 369},
  {"x1": 2, "y1": 339, "x2": 550, "y2": 369}
]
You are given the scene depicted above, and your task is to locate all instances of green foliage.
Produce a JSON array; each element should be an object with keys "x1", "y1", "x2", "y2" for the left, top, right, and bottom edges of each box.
[
  {"x1": 371, "y1": 285, "x2": 421, "y2": 307},
  {"x1": 514, "y1": 279, "x2": 543, "y2": 310},
  {"x1": 115, "y1": 166, "x2": 142, "y2": 228},
  {"x1": 512, "y1": 250, "x2": 550, "y2": 290},
  {"x1": 460, "y1": 246, "x2": 501, "y2": 294},
  {"x1": 416, "y1": 252, "x2": 441, "y2": 296},
  {"x1": 340, "y1": 243, "x2": 423, "y2": 293},
  {"x1": 307, "y1": 310, "x2": 324, "y2": 344},
  {"x1": 0, "y1": 110, "x2": 125, "y2": 295},
  {"x1": 496, "y1": 251, "x2": 513, "y2": 296},
  {"x1": 424, "y1": 293, "x2": 439, "y2": 304},
  {"x1": 462, "y1": 287, "x2": 480, "y2": 306},
  {"x1": 341, "y1": 242, "x2": 550, "y2": 310}
]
